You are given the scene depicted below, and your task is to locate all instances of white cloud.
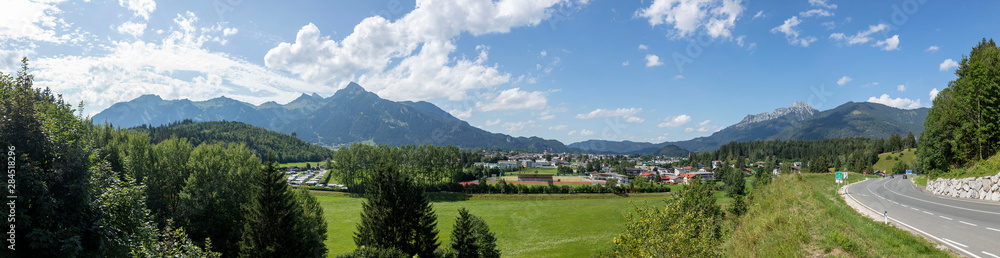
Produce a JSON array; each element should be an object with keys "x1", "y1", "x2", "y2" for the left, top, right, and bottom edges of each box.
[
  {"x1": 622, "y1": 61, "x2": 630, "y2": 66},
  {"x1": 33, "y1": 11, "x2": 295, "y2": 116},
  {"x1": 485, "y1": 119, "x2": 501, "y2": 126},
  {"x1": 549, "y1": 125, "x2": 568, "y2": 130},
  {"x1": 674, "y1": 74, "x2": 685, "y2": 79},
  {"x1": 863, "y1": 82, "x2": 879, "y2": 88},
  {"x1": 116, "y1": 21, "x2": 147, "y2": 37},
  {"x1": 929, "y1": 88, "x2": 940, "y2": 101},
  {"x1": 658, "y1": 114, "x2": 691, "y2": 127},
  {"x1": 0, "y1": 0, "x2": 83, "y2": 43},
  {"x1": 580, "y1": 129, "x2": 595, "y2": 136},
  {"x1": 771, "y1": 16, "x2": 817, "y2": 47},
  {"x1": 264, "y1": 0, "x2": 575, "y2": 103},
  {"x1": 119, "y1": 0, "x2": 157, "y2": 20},
  {"x1": 567, "y1": 130, "x2": 577, "y2": 135},
  {"x1": 638, "y1": 44, "x2": 648, "y2": 50},
  {"x1": 925, "y1": 45, "x2": 939, "y2": 53},
  {"x1": 475, "y1": 87, "x2": 548, "y2": 111},
  {"x1": 837, "y1": 76, "x2": 852, "y2": 86},
  {"x1": 897, "y1": 84, "x2": 906, "y2": 92},
  {"x1": 684, "y1": 128, "x2": 695, "y2": 132},
  {"x1": 829, "y1": 23, "x2": 888, "y2": 45},
  {"x1": 538, "y1": 114, "x2": 555, "y2": 120},
  {"x1": 645, "y1": 54, "x2": 663, "y2": 67},
  {"x1": 540, "y1": 50, "x2": 547, "y2": 57},
  {"x1": 576, "y1": 108, "x2": 641, "y2": 119},
  {"x1": 799, "y1": 9, "x2": 834, "y2": 17},
  {"x1": 875, "y1": 35, "x2": 900, "y2": 51},
  {"x1": 809, "y1": 0, "x2": 838, "y2": 9},
  {"x1": 698, "y1": 120, "x2": 711, "y2": 126},
  {"x1": 752, "y1": 10, "x2": 765, "y2": 20},
  {"x1": 575, "y1": 107, "x2": 644, "y2": 123},
  {"x1": 939, "y1": 59, "x2": 959, "y2": 71},
  {"x1": 450, "y1": 108, "x2": 473, "y2": 119},
  {"x1": 223, "y1": 28, "x2": 238, "y2": 36},
  {"x1": 822, "y1": 21, "x2": 836, "y2": 30},
  {"x1": 867, "y1": 94, "x2": 923, "y2": 109},
  {"x1": 636, "y1": 0, "x2": 745, "y2": 39}
]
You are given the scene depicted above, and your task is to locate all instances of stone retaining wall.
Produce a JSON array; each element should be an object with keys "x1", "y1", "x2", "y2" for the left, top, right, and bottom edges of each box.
[{"x1": 924, "y1": 172, "x2": 1000, "y2": 202}]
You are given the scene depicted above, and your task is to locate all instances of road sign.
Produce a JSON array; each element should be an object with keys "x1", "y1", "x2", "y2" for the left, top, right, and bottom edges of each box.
[
  {"x1": 906, "y1": 170, "x2": 913, "y2": 175},
  {"x1": 835, "y1": 172, "x2": 844, "y2": 184}
]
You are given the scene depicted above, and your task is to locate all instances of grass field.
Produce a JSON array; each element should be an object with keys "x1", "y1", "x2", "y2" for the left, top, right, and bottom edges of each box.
[
  {"x1": 935, "y1": 152, "x2": 1000, "y2": 180},
  {"x1": 279, "y1": 161, "x2": 326, "y2": 169},
  {"x1": 313, "y1": 191, "x2": 674, "y2": 257},
  {"x1": 497, "y1": 175, "x2": 590, "y2": 182},
  {"x1": 871, "y1": 148, "x2": 916, "y2": 174},
  {"x1": 721, "y1": 173, "x2": 949, "y2": 257}
]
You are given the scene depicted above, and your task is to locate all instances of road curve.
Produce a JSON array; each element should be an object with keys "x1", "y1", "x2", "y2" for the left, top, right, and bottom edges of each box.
[{"x1": 846, "y1": 176, "x2": 1000, "y2": 258}]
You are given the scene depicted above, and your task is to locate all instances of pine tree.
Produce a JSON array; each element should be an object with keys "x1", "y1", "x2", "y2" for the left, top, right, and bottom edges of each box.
[
  {"x1": 354, "y1": 166, "x2": 439, "y2": 257},
  {"x1": 451, "y1": 208, "x2": 500, "y2": 258}
]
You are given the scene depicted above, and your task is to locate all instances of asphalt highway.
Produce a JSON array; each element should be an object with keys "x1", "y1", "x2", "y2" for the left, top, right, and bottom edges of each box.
[{"x1": 847, "y1": 176, "x2": 1000, "y2": 258}]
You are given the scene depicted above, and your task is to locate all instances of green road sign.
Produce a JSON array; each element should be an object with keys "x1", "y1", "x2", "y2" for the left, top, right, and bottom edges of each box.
[{"x1": 835, "y1": 172, "x2": 844, "y2": 180}]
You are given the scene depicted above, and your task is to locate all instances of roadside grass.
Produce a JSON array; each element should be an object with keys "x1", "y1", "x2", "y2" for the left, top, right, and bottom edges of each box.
[
  {"x1": 721, "y1": 173, "x2": 949, "y2": 257},
  {"x1": 935, "y1": 152, "x2": 1000, "y2": 180},
  {"x1": 313, "y1": 193, "x2": 673, "y2": 257},
  {"x1": 871, "y1": 148, "x2": 917, "y2": 173},
  {"x1": 913, "y1": 174, "x2": 928, "y2": 186}
]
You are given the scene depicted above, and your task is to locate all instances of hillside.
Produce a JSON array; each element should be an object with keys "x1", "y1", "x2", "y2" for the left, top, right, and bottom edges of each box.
[
  {"x1": 95, "y1": 82, "x2": 574, "y2": 153},
  {"x1": 652, "y1": 144, "x2": 690, "y2": 157},
  {"x1": 768, "y1": 102, "x2": 928, "y2": 141},
  {"x1": 871, "y1": 148, "x2": 917, "y2": 174},
  {"x1": 129, "y1": 120, "x2": 335, "y2": 163}
]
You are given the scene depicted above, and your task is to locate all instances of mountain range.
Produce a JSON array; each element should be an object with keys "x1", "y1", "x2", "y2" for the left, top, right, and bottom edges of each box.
[
  {"x1": 94, "y1": 82, "x2": 929, "y2": 155},
  {"x1": 94, "y1": 83, "x2": 574, "y2": 153},
  {"x1": 570, "y1": 101, "x2": 928, "y2": 153}
]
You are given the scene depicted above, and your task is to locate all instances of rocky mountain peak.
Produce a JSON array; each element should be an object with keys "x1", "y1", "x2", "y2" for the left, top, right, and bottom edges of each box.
[{"x1": 735, "y1": 102, "x2": 818, "y2": 126}]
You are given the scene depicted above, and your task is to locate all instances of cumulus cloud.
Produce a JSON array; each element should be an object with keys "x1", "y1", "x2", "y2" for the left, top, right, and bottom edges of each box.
[
  {"x1": 645, "y1": 54, "x2": 663, "y2": 67},
  {"x1": 503, "y1": 120, "x2": 535, "y2": 133},
  {"x1": 925, "y1": 45, "x2": 939, "y2": 53},
  {"x1": 822, "y1": 21, "x2": 836, "y2": 30},
  {"x1": 939, "y1": 59, "x2": 959, "y2": 71},
  {"x1": 33, "y1": 11, "x2": 290, "y2": 116},
  {"x1": 658, "y1": 114, "x2": 692, "y2": 127},
  {"x1": 622, "y1": 61, "x2": 630, "y2": 66},
  {"x1": 752, "y1": 10, "x2": 765, "y2": 20},
  {"x1": 636, "y1": 0, "x2": 745, "y2": 39},
  {"x1": 799, "y1": 9, "x2": 834, "y2": 17},
  {"x1": 897, "y1": 84, "x2": 906, "y2": 92},
  {"x1": 837, "y1": 76, "x2": 852, "y2": 86},
  {"x1": 829, "y1": 23, "x2": 889, "y2": 45},
  {"x1": 264, "y1": 0, "x2": 576, "y2": 103},
  {"x1": 0, "y1": 0, "x2": 85, "y2": 43},
  {"x1": 548, "y1": 125, "x2": 568, "y2": 130},
  {"x1": 485, "y1": 119, "x2": 501, "y2": 126},
  {"x1": 567, "y1": 130, "x2": 577, "y2": 135},
  {"x1": 119, "y1": 0, "x2": 157, "y2": 20},
  {"x1": 867, "y1": 94, "x2": 923, "y2": 109},
  {"x1": 875, "y1": 35, "x2": 900, "y2": 51},
  {"x1": 771, "y1": 16, "x2": 817, "y2": 47},
  {"x1": 580, "y1": 129, "x2": 595, "y2": 136},
  {"x1": 929, "y1": 88, "x2": 940, "y2": 101},
  {"x1": 638, "y1": 44, "x2": 648, "y2": 50},
  {"x1": 809, "y1": 0, "x2": 838, "y2": 9},
  {"x1": 575, "y1": 108, "x2": 644, "y2": 123},
  {"x1": 475, "y1": 87, "x2": 548, "y2": 111},
  {"x1": 450, "y1": 108, "x2": 473, "y2": 119},
  {"x1": 116, "y1": 21, "x2": 147, "y2": 37}
]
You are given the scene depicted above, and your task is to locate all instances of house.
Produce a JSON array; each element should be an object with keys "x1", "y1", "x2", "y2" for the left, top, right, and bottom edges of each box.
[
  {"x1": 791, "y1": 166, "x2": 802, "y2": 173},
  {"x1": 287, "y1": 166, "x2": 300, "y2": 172},
  {"x1": 689, "y1": 169, "x2": 715, "y2": 181},
  {"x1": 589, "y1": 172, "x2": 629, "y2": 185},
  {"x1": 793, "y1": 162, "x2": 803, "y2": 167},
  {"x1": 677, "y1": 173, "x2": 698, "y2": 185},
  {"x1": 712, "y1": 160, "x2": 723, "y2": 169}
]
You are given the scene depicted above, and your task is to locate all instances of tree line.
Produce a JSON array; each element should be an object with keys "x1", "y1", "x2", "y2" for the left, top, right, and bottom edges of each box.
[
  {"x1": 679, "y1": 136, "x2": 915, "y2": 173},
  {"x1": 130, "y1": 120, "x2": 335, "y2": 163},
  {"x1": 918, "y1": 38, "x2": 1000, "y2": 177},
  {"x1": 1, "y1": 59, "x2": 325, "y2": 257}
]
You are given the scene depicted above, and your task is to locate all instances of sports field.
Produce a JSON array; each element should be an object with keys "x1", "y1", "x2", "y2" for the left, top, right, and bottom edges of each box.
[{"x1": 313, "y1": 192, "x2": 672, "y2": 257}]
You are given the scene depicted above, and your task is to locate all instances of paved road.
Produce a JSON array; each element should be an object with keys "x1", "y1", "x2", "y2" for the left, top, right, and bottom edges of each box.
[{"x1": 847, "y1": 176, "x2": 1000, "y2": 258}]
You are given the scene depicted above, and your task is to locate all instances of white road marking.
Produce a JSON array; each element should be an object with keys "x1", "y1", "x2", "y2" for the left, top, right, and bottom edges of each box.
[
  {"x1": 901, "y1": 204, "x2": 908, "y2": 207},
  {"x1": 852, "y1": 181, "x2": 982, "y2": 258},
  {"x1": 959, "y1": 221, "x2": 977, "y2": 227},
  {"x1": 983, "y1": 251, "x2": 1000, "y2": 258},
  {"x1": 987, "y1": 227, "x2": 1000, "y2": 233},
  {"x1": 940, "y1": 216, "x2": 953, "y2": 220},
  {"x1": 878, "y1": 179, "x2": 1000, "y2": 215},
  {"x1": 923, "y1": 211, "x2": 933, "y2": 215},
  {"x1": 942, "y1": 238, "x2": 969, "y2": 248},
  {"x1": 910, "y1": 207, "x2": 919, "y2": 211}
]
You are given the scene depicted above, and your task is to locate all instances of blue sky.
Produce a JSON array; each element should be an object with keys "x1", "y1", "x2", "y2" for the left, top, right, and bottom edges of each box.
[{"x1": 2, "y1": 0, "x2": 995, "y2": 144}]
